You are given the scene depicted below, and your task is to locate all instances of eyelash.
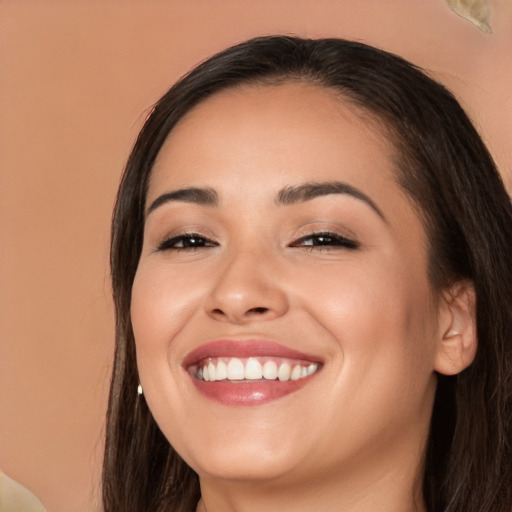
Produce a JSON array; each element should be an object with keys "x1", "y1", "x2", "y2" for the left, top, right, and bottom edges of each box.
[
  {"x1": 291, "y1": 231, "x2": 359, "y2": 250},
  {"x1": 157, "y1": 232, "x2": 219, "y2": 252},
  {"x1": 157, "y1": 231, "x2": 358, "y2": 252}
]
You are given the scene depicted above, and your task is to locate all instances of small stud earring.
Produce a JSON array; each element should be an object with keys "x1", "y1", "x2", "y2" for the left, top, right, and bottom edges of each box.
[{"x1": 137, "y1": 384, "x2": 143, "y2": 396}]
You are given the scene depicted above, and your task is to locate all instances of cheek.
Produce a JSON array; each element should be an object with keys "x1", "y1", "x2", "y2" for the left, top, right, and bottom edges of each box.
[
  {"x1": 130, "y1": 264, "x2": 207, "y2": 447},
  {"x1": 295, "y1": 254, "x2": 437, "y2": 376},
  {"x1": 131, "y1": 262, "x2": 204, "y2": 350},
  {"x1": 130, "y1": 262, "x2": 199, "y2": 408},
  {"x1": 303, "y1": 260, "x2": 437, "y2": 431}
]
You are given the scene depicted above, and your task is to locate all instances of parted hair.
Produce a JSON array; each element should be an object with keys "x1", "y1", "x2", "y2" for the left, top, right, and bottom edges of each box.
[{"x1": 103, "y1": 36, "x2": 512, "y2": 512}]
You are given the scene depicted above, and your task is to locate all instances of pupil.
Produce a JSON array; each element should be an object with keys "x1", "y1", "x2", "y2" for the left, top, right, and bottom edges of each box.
[
  {"x1": 315, "y1": 236, "x2": 332, "y2": 245},
  {"x1": 187, "y1": 237, "x2": 203, "y2": 247}
]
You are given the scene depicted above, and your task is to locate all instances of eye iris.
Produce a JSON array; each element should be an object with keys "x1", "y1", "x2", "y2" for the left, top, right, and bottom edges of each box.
[
  {"x1": 313, "y1": 235, "x2": 334, "y2": 245},
  {"x1": 184, "y1": 236, "x2": 206, "y2": 247}
]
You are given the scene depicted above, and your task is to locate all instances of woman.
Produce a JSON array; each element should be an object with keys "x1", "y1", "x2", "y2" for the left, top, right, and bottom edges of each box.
[{"x1": 103, "y1": 36, "x2": 512, "y2": 512}]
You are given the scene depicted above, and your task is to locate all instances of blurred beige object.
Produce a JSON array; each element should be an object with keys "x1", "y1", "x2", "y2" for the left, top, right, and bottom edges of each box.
[
  {"x1": 447, "y1": 0, "x2": 493, "y2": 32},
  {"x1": 0, "y1": 473, "x2": 46, "y2": 512}
]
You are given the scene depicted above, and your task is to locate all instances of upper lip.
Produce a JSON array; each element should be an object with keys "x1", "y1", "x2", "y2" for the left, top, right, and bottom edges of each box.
[{"x1": 182, "y1": 339, "x2": 323, "y2": 368}]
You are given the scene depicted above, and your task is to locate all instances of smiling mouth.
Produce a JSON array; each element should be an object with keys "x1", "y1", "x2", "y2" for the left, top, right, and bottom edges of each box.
[
  {"x1": 192, "y1": 356, "x2": 320, "y2": 382},
  {"x1": 183, "y1": 340, "x2": 322, "y2": 405}
]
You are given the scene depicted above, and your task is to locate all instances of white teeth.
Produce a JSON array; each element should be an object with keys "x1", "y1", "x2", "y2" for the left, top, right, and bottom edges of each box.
[
  {"x1": 262, "y1": 360, "x2": 278, "y2": 380},
  {"x1": 216, "y1": 360, "x2": 228, "y2": 381},
  {"x1": 197, "y1": 357, "x2": 320, "y2": 382},
  {"x1": 227, "y1": 358, "x2": 245, "y2": 380},
  {"x1": 278, "y1": 362, "x2": 291, "y2": 381},
  {"x1": 307, "y1": 363, "x2": 318, "y2": 375},
  {"x1": 290, "y1": 365, "x2": 302, "y2": 381},
  {"x1": 208, "y1": 361, "x2": 216, "y2": 381},
  {"x1": 245, "y1": 357, "x2": 263, "y2": 380}
]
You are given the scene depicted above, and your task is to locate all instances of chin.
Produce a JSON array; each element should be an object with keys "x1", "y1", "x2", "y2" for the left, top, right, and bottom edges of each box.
[
  {"x1": 169, "y1": 419, "x2": 313, "y2": 483},
  {"x1": 189, "y1": 447, "x2": 306, "y2": 484}
]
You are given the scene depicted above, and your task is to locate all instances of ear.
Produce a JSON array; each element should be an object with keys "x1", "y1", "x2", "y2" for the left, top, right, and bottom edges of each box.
[{"x1": 434, "y1": 280, "x2": 477, "y2": 376}]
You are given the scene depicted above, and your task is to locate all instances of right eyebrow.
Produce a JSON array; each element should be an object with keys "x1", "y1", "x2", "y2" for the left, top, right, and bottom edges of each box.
[
  {"x1": 146, "y1": 187, "x2": 218, "y2": 217},
  {"x1": 276, "y1": 180, "x2": 386, "y2": 221}
]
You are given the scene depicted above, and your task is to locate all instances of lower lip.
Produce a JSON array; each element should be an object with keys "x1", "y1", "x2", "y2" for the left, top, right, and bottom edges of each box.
[{"x1": 190, "y1": 377, "x2": 312, "y2": 406}]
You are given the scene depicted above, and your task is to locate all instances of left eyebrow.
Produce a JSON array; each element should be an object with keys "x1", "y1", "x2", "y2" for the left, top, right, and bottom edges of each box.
[
  {"x1": 276, "y1": 181, "x2": 386, "y2": 221},
  {"x1": 146, "y1": 187, "x2": 218, "y2": 217}
]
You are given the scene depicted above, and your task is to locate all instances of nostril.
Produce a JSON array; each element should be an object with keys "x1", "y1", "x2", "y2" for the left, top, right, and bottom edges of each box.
[{"x1": 248, "y1": 307, "x2": 269, "y2": 314}]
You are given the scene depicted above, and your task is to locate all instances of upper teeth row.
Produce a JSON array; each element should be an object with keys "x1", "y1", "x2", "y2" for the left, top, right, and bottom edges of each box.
[{"x1": 198, "y1": 357, "x2": 319, "y2": 382}]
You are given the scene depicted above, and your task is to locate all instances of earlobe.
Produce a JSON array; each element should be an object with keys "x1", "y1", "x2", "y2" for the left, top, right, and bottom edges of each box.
[{"x1": 434, "y1": 280, "x2": 477, "y2": 376}]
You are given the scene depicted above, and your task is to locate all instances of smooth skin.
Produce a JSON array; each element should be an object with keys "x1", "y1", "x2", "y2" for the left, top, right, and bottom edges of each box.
[{"x1": 131, "y1": 83, "x2": 476, "y2": 512}]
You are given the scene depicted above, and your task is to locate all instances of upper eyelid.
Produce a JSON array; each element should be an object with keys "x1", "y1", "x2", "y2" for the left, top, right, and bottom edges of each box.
[
  {"x1": 153, "y1": 227, "x2": 218, "y2": 243},
  {"x1": 293, "y1": 229, "x2": 352, "y2": 239},
  {"x1": 292, "y1": 225, "x2": 358, "y2": 241},
  {"x1": 162, "y1": 232, "x2": 216, "y2": 243},
  {"x1": 160, "y1": 229, "x2": 354, "y2": 241}
]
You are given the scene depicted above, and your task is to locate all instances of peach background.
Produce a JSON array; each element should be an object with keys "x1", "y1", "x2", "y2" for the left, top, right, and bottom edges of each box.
[{"x1": 0, "y1": 1, "x2": 511, "y2": 511}]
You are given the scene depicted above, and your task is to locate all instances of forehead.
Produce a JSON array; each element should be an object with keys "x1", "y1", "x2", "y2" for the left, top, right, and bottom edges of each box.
[{"x1": 150, "y1": 82, "x2": 399, "y2": 200}]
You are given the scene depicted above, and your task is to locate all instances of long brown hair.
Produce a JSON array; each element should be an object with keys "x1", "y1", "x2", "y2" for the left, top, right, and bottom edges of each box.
[{"x1": 103, "y1": 36, "x2": 512, "y2": 512}]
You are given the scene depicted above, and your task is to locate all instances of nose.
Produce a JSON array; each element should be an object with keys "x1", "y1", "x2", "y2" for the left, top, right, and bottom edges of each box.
[{"x1": 204, "y1": 248, "x2": 289, "y2": 325}]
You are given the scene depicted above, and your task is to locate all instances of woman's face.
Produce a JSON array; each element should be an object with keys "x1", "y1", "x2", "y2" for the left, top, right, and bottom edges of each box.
[{"x1": 131, "y1": 83, "x2": 443, "y2": 488}]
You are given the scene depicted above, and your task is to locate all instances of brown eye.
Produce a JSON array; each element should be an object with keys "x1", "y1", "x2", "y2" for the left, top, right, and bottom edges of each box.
[
  {"x1": 291, "y1": 232, "x2": 359, "y2": 250},
  {"x1": 158, "y1": 233, "x2": 218, "y2": 251}
]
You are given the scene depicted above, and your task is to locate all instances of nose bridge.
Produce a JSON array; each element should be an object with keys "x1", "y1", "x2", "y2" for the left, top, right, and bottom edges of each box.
[{"x1": 204, "y1": 240, "x2": 288, "y2": 323}]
